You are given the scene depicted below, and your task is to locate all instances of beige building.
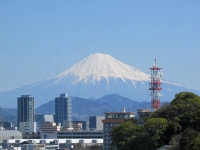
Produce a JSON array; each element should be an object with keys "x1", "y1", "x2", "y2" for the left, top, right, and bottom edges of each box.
[
  {"x1": 72, "y1": 122, "x2": 83, "y2": 131},
  {"x1": 40, "y1": 122, "x2": 60, "y2": 139}
]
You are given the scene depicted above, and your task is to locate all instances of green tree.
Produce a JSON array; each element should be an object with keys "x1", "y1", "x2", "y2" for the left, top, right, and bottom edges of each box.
[
  {"x1": 144, "y1": 118, "x2": 168, "y2": 135},
  {"x1": 110, "y1": 92, "x2": 200, "y2": 150},
  {"x1": 151, "y1": 92, "x2": 200, "y2": 132},
  {"x1": 170, "y1": 92, "x2": 200, "y2": 131},
  {"x1": 111, "y1": 119, "x2": 156, "y2": 150},
  {"x1": 144, "y1": 118, "x2": 168, "y2": 148},
  {"x1": 179, "y1": 128, "x2": 199, "y2": 150},
  {"x1": 110, "y1": 119, "x2": 141, "y2": 150},
  {"x1": 185, "y1": 133, "x2": 200, "y2": 150},
  {"x1": 126, "y1": 132, "x2": 155, "y2": 150},
  {"x1": 150, "y1": 102, "x2": 169, "y2": 119}
]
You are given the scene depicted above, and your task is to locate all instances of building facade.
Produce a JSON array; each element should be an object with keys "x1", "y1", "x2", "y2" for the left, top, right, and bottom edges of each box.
[
  {"x1": 57, "y1": 130, "x2": 103, "y2": 139},
  {"x1": 40, "y1": 122, "x2": 61, "y2": 139},
  {"x1": 35, "y1": 115, "x2": 54, "y2": 131},
  {"x1": 2, "y1": 139, "x2": 103, "y2": 150},
  {"x1": 73, "y1": 121, "x2": 89, "y2": 131},
  {"x1": 0, "y1": 131, "x2": 22, "y2": 143},
  {"x1": 137, "y1": 109, "x2": 151, "y2": 119},
  {"x1": 102, "y1": 112, "x2": 135, "y2": 150},
  {"x1": 72, "y1": 122, "x2": 83, "y2": 131},
  {"x1": 89, "y1": 116, "x2": 104, "y2": 131},
  {"x1": 55, "y1": 94, "x2": 72, "y2": 127},
  {"x1": 17, "y1": 95, "x2": 35, "y2": 130},
  {"x1": 19, "y1": 122, "x2": 37, "y2": 134}
]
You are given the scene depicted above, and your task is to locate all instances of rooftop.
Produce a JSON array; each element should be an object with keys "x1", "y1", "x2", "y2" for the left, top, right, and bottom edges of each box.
[
  {"x1": 104, "y1": 112, "x2": 135, "y2": 115},
  {"x1": 137, "y1": 109, "x2": 151, "y2": 112}
]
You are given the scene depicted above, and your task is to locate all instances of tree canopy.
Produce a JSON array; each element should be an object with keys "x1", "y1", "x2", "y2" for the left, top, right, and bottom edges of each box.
[{"x1": 110, "y1": 92, "x2": 200, "y2": 150}]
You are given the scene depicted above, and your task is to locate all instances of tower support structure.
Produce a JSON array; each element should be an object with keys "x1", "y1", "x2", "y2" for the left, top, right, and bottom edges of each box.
[{"x1": 149, "y1": 59, "x2": 162, "y2": 110}]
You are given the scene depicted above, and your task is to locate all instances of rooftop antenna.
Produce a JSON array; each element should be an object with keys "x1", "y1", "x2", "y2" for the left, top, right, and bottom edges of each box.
[{"x1": 122, "y1": 107, "x2": 126, "y2": 113}]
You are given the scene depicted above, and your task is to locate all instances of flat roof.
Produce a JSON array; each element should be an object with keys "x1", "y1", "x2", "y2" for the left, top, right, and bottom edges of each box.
[
  {"x1": 137, "y1": 109, "x2": 151, "y2": 112},
  {"x1": 104, "y1": 112, "x2": 135, "y2": 115},
  {"x1": 102, "y1": 119, "x2": 125, "y2": 123}
]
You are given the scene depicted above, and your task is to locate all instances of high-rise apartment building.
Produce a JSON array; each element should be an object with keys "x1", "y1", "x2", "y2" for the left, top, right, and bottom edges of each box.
[
  {"x1": 102, "y1": 111, "x2": 135, "y2": 150},
  {"x1": 17, "y1": 95, "x2": 35, "y2": 128},
  {"x1": 55, "y1": 94, "x2": 72, "y2": 127}
]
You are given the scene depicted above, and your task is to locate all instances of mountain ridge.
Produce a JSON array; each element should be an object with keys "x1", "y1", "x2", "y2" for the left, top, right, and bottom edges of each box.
[
  {"x1": 0, "y1": 94, "x2": 152, "y2": 123},
  {"x1": 36, "y1": 94, "x2": 153, "y2": 121}
]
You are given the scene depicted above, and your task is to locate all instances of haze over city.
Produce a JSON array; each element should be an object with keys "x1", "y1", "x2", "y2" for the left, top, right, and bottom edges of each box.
[{"x1": 0, "y1": 0, "x2": 200, "y2": 93}]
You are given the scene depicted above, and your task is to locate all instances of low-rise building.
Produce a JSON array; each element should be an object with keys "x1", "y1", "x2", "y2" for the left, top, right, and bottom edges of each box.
[
  {"x1": 137, "y1": 109, "x2": 151, "y2": 119},
  {"x1": 35, "y1": 115, "x2": 54, "y2": 132},
  {"x1": 89, "y1": 116, "x2": 104, "y2": 131},
  {"x1": 40, "y1": 122, "x2": 60, "y2": 139},
  {"x1": 19, "y1": 122, "x2": 37, "y2": 134},
  {"x1": 57, "y1": 130, "x2": 103, "y2": 139},
  {"x1": 73, "y1": 121, "x2": 89, "y2": 131},
  {"x1": 2, "y1": 139, "x2": 103, "y2": 150},
  {"x1": 0, "y1": 130, "x2": 22, "y2": 143},
  {"x1": 72, "y1": 122, "x2": 83, "y2": 131},
  {"x1": 22, "y1": 132, "x2": 40, "y2": 139}
]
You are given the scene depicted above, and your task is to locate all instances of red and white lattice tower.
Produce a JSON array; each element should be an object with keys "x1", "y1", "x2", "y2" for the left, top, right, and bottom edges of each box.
[{"x1": 149, "y1": 58, "x2": 162, "y2": 110}]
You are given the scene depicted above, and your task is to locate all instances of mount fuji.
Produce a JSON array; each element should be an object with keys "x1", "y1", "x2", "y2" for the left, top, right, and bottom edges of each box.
[{"x1": 0, "y1": 53, "x2": 199, "y2": 108}]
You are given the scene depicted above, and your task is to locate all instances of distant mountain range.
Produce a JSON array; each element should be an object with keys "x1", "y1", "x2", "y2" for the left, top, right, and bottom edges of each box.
[
  {"x1": 36, "y1": 94, "x2": 154, "y2": 121},
  {"x1": 1, "y1": 94, "x2": 157, "y2": 124},
  {"x1": 0, "y1": 107, "x2": 17, "y2": 123},
  {"x1": 0, "y1": 53, "x2": 199, "y2": 108}
]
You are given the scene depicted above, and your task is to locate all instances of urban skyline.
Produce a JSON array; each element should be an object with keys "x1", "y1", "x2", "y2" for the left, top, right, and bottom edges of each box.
[{"x1": 1, "y1": 1, "x2": 200, "y2": 149}]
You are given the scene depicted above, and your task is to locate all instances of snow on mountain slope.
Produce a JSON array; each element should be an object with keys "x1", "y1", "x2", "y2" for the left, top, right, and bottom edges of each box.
[
  {"x1": 0, "y1": 53, "x2": 199, "y2": 108},
  {"x1": 53, "y1": 53, "x2": 150, "y2": 85}
]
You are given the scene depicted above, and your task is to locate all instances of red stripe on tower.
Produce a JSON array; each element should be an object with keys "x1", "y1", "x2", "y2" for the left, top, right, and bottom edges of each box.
[{"x1": 149, "y1": 58, "x2": 162, "y2": 110}]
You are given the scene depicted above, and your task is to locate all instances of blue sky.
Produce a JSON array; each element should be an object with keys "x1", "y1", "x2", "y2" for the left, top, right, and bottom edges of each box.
[{"x1": 0, "y1": 0, "x2": 200, "y2": 92}]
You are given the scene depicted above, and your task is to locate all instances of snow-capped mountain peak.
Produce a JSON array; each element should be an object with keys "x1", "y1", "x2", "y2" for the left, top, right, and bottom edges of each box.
[
  {"x1": 0, "y1": 53, "x2": 199, "y2": 108},
  {"x1": 54, "y1": 53, "x2": 150, "y2": 85}
]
